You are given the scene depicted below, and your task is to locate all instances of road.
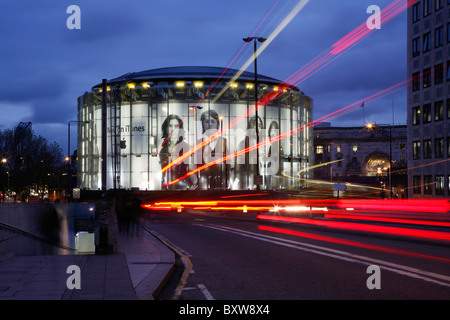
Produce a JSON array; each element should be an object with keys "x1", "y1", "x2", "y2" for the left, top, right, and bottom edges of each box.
[{"x1": 140, "y1": 210, "x2": 450, "y2": 300}]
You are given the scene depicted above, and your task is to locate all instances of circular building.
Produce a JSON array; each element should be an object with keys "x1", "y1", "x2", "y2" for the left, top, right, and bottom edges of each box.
[{"x1": 77, "y1": 66, "x2": 313, "y2": 191}]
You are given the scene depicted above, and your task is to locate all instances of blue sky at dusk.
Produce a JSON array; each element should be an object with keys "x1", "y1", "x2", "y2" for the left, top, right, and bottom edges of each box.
[{"x1": 0, "y1": 0, "x2": 407, "y2": 154}]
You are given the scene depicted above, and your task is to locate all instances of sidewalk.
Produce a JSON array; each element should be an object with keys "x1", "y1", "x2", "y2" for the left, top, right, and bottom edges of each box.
[{"x1": 0, "y1": 226, "x2": 175, "y2": 300}]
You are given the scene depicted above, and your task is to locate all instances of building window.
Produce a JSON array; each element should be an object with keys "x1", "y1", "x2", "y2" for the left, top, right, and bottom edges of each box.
[
  {"x1": 435, "y1": 138, "x2": 444, "y2": 157},
  {"x1": 336, "y1": 145, "x2": 341, "y2": 152},
  {"x1": 435, "y1": 101, "x2": 444, "y2": 120},
  {"x1": 435, "y1": 26, "x2": 444, "y2": 48},
  {"x1": 424, "y1": 0, "x2": 431, "y2": 16},
  {"x1": 413, "y1": 3, "x2": 421, "y2": 23},
  {"x1": 423, "y1": 104, "x2": 432, "y2": 123},
  {"x1": 435, "y1": 0, "x2": 443, "y2": 10},
  {"x1": 423, "y1": 32, "x2": 431, "y2": 52},
  {"x1": 423, "y1": 139, "x2": 432, "y2": 158},
  {"x1": 413, "y1": 106, "x2": 421, "y2": 125},
  {"x1": 447, "y1": 99, "x2": 450, "y2": 119},
  {"x1": 448, "y1": 138, "x2": 450, "y2": 157},
  {"x1": 448, "y1": 24, "x2": 450, "y2": 43},
  {"x1": 436, "y1": 175, "x2": 445, "y2": 195},
  {"x1": 435, "y1": 64, "x2": 444, "y2": 84},
  {"x1": 413, "y1": 175, "x2": 421, "y2": 194},
  {"x1": 315, "y1": 145, "x2": 324, "y2": 154},
  {"x1": 400, "y1": 143, "x2": 406, "y2": 152},
  {"x1": 424, "y1": 175, "x2": 433, "y2": 194},
  {"x1": 413, "y1": 37, "x2": 421, "y2": 57},
  {"x1": 352, "y1": 145, "x2": 358, "y2": 153},
  {"x1": 412, "y1": 72, "x2": 420, "y2": 91},
  {"x1": 413, "y1": 141, "x2": 421, "y2": 159},
  {"x1": 423, "y1": 68, "x2": 431, "y2": 88},
  {"x1": 446, "y1": 61, "x2": 450, "y2": 80}
]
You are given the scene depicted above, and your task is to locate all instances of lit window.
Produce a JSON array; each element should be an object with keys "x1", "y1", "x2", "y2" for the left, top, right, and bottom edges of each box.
[
  {"x1": 352, "y1": 145, "x2": 358, "y2": 152},
  {"x1": 413, "y1": 141, "x2": 421, "y2": 160},
  {"x1": 435, "y1": 101, "x2": 443, "y2": 121},
  {"x1": 412, "y1": 106, "x2": 420, "y2": 125},
  {"x1": 316, "y1": 145, "x2": 324, "y2": 154}
]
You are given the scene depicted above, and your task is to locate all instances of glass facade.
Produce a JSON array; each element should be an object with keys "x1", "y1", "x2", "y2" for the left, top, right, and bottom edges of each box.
[{"x1": 77, "y1": 67, "x2": 313, "y2": 191}]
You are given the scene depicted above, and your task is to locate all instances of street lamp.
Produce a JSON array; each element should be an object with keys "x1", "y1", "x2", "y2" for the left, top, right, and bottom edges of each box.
[
  {"x1": 365, "y1": 122, "x2": 393, "y2": 198},
  {"x1": 1, "y1": 158, "x2": 9, "y2": 195},
  {"x1": 243, "y1": 36, "x2": 266, "y2": 190},
  {"x1": 189, "y1": 105, "x2": 203, "y2": 190}
]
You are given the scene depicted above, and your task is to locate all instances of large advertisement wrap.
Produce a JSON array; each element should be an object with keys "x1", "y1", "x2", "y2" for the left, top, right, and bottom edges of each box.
[{"x1": 78, "y1": 96, "x2": 312, "y2": 191}]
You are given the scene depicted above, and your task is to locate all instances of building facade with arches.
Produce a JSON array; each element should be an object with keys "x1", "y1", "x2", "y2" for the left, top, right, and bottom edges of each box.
[{"x1": 313, "y1": 123, "x2": 407, "y2": 198}]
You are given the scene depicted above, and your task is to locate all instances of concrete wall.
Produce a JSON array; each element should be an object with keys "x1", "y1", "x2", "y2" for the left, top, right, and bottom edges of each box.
[{"x1": 0, "y1": 203, "x2": 95, "y2": 256}]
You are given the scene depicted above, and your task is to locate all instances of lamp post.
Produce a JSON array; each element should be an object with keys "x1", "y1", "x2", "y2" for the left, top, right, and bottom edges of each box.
[
  {"x1": 189, "y1": 105, "x2": 203, "y2": 190},
  {"x1": 243, "y1": 36, "x2": 266, "y2": 190},
  {"x1": 1, "y1": 158, "x2": 9, "y2": 198},
  {"x1": 219, "y1": 115, "x2": 225, "y2": 189},
  {"x1": 366, "y1": 122, "x2": 393, "y2": 198}
]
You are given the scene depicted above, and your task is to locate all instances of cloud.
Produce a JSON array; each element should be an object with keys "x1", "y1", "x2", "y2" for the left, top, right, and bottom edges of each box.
[
  {"x1": 0, "y1": 102, "x2": 34, "y2": 130},
  {"x1": 0, "y1": 0, "x2": 408, "y2": 153}
]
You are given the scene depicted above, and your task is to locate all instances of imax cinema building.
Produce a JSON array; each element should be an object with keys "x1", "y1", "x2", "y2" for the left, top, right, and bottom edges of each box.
[{"x1": 77, "y1": 66, "x2": 313, "y2": 191}]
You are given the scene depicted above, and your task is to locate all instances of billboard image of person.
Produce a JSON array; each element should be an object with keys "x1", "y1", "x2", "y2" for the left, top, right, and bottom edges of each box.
[
  {"x1": 199, "y1": 109, "x2": 227, "y2": 189},
  {"x1": 159, "y1": 114, "x2": 192, "y2": 189},
  {"x1": 261, "y1": 120, "x2": 282, "y2": 189},
  {"x1": 235, "y1": 115, "x2": 263, "y2": 189}
]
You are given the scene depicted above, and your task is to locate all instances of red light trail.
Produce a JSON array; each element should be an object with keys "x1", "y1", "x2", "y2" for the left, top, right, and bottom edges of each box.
[
  {"x1": 284, "y1": 0, "x2": 418, "y2": 86},
  {"x1": 256, "y1": 214, "x2": 450, "y2": 242},
  {"x1": 153, "y1": 0, "x2": 283, "y2": 165},
  {"x1": 162, "y1": 78, "x2": 410, "y2": 187},
  {"x1": 324, "y1": 213, "x2": 450, "y2": 228},
  {"x1": 160, "y1": 0, "x2": 417, "y2": 186},
  {"x1": 258, "y1": 225, "x2": 450, "y2": 264}
]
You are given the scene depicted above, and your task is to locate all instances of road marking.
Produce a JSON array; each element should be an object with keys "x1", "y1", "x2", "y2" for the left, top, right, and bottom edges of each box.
[
  {"x1": 198, "y1": 284, "x2": 215, "y2": 300},
  {"x1": 195, "y1": 223, "x2": 450, "y2": 288}
]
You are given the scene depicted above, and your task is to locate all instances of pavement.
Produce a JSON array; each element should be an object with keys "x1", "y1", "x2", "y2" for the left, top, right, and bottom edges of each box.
[{"x1": 0, "y1": 225, "x2": 176, "y2": 300}]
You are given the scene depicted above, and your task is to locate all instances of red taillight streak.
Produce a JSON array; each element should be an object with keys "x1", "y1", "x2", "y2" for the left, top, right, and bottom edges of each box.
[
  {"x1": 161, "y1": 0, "x2": 416, "y2": 185},
  {"x1": 336, "y1": 199, "x2": 450, "y2": 213},
  {"x1": 324, "y1": 213, "x2": 450, "y2": 228},
  {"x1": 257, "y1": 214, "x2": 450, "y2": 242},
  {"x1": 258, "y1": 225, "x2": 450, "y2": 263},
  {"x1": 163, "y1": 78, "x2": 409, "y2": 187}
]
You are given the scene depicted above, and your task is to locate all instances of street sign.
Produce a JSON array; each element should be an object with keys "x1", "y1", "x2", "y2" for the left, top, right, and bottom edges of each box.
[{"x1": 333, "y1": 183, "x2": 347, "y2": 191}]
